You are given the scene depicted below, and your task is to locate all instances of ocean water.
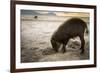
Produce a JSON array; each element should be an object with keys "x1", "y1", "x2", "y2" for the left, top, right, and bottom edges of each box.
[{"x1": 21, "y1": 15, "x2": 89, "y2": 49}]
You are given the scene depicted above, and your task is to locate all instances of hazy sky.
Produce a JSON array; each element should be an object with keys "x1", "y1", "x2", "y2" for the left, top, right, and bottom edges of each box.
[{"x1": 21, "y1": 10, "x2": 89, "y2": 17}]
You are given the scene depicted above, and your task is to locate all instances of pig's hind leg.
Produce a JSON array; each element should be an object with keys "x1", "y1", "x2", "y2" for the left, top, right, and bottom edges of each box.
[{"x1": 79, "y1": 35, "x2": 85, "y2": 54}]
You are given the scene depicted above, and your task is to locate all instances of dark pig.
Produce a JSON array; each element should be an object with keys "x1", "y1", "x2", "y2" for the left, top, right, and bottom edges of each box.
[{"x1": 51, "y1": 18, "x2": 88, "y2": 54}]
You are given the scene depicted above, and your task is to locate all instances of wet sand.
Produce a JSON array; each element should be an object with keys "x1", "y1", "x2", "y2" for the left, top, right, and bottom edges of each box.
[{"x1": 21, "y1": 15, "x2": 89, "y2": 63}]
